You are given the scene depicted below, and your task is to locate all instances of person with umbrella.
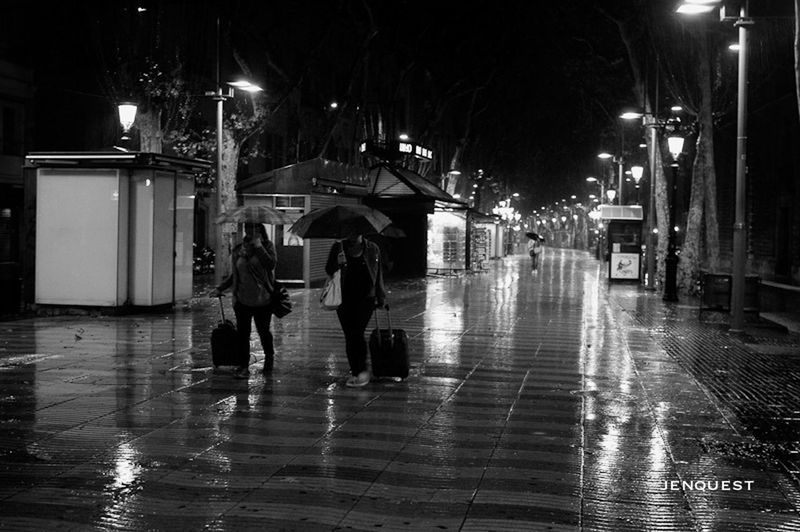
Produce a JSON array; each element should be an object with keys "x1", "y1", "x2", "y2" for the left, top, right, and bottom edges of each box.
[
  {"x1": 211, "y1": 223, "x2": 278, "y2": 378},
  {"x1": 291, "y1": 204, "x2": 391, "y2": 387},
  {"x1": 526, "y1": 232, "x2": 544, "y2": 272},
  {"x1": 325, "y1": 232, "x2": 387, "y2": 387}
]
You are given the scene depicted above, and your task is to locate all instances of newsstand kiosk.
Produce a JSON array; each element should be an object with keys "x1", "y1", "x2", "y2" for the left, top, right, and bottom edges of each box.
[
  {"x1": 23, "y1": 151, "x2": 210, "y2": 309},
  {"x1": 600, "y1": 205, "x2": 643, "y2": 282}
]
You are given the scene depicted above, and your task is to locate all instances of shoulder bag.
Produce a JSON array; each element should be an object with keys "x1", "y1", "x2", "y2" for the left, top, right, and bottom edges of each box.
[{"x1": 320, "y1": 244, "x2": 345, "y2": 310}]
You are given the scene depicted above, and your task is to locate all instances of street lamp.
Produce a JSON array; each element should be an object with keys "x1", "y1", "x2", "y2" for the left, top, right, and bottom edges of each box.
[
  {"x1": 630, "y1": 165, "x2": 644, "y2": 204},
  {"x1": 605, "y1": 188, "x2": 617, "y2": 205},
  {"x1": 117, "y1": 102, "x2": 137, "y2": 141},
  {"x1": 677, "y1": 0, "x2": 749, "y2": 328},
  {"x1": 663, "y1": 133, "x2": 685, "y2": 302}
]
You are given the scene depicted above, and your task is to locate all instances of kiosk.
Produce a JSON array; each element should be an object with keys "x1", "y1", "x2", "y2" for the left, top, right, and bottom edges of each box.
[
  {"x1": 24, "y1": 151, "x2": 209, "y2": 308},
  {"x1": 600, "y1": 205, "x2": 643, "y2": 282}
]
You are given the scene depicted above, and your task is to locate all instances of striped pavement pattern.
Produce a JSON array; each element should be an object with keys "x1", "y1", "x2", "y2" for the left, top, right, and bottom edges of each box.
[{"x1": 0, "y1": 248, "x2": 798, "y2": 530}]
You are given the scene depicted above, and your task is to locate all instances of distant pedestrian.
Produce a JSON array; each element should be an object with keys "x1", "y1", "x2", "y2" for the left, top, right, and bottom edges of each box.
[
  {"x1": 527, "y1": 236, "x2": 543, "y2": 271},
  {"x1": 211, "y1": 223, "x2": 277, "y2": 378},
  {"x1": 325, "y1": 234, "x2": 386, "y2": 387}
]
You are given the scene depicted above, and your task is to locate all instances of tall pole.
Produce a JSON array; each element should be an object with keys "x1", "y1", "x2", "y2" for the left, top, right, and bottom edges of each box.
[
  {"x1": 646, "y1": 124, "x2": 657, "y2": 290},
  {"x1": 730, "y1": 6, "x2": 751, "y2": 332}
]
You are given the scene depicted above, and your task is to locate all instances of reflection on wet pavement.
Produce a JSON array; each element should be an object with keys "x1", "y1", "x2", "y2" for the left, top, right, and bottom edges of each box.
[{"x1": 1, "y1": 248, "x2": 799, "y2": 530}]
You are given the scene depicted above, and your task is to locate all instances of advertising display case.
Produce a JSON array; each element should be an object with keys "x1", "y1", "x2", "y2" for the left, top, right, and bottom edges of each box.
[{"x1": 600, "y1": 205, "x2": 643, "y2": 282}]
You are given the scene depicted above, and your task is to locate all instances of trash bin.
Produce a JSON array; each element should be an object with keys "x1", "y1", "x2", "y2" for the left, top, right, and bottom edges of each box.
[
  {"x1": 699, "y1": 271, "x2": 759, "y2": 315},
  {"x1": 0, "y1": 261, "x2": 20, "y2": 314}
]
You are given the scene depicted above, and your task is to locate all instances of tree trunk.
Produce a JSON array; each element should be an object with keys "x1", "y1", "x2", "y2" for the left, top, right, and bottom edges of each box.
[
  {"x1": 795, "y1": 0, "x2": 800, "y2": 124},
  {"x1": 655, "y1": 143, "x2": 670, "y2": 287},
  {"x1": 679, "y1": 129, "x2": 705, "y2": 293},
  {"x1": 137, "y1": 109, "x2": 163, "y2": 153},
  {"x1": 678, "y1": 28, "x2": 720, "y2": 293},
  {"x1": 214, "y1": 128, "x2": 242, "y2": 283}
]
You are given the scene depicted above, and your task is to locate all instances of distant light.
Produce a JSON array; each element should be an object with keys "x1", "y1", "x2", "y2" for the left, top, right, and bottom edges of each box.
[
  {"x1": 586, "y1": 177, "x2": 598, "y2": 182},
  {"x1": 137, "y1": 6, "x2": 147, "y2": 13},
  {"x1": 620, "y1": 111, "x2": 643, "y2": 120},
  {"x1": 329, "y1": 101, "x2": 339, "y2": 109},
  {"x1": 729, "y1": 43, "x2": 741, "y2": 52},
  {"x1": 448, "y1": 170, "x2": 461, "y2": 175},
  {"x1": 639, "y1": 143, "x2": 647, "y2": 148},
  {"x1": 597, "y1": 152, "x2": 613, "y2": 160},
  {"x1": 671, "y1": 105, "x2": 683, "y2": 112},
  {"x1": 473, "y1": 184, "x2": 478, "y2": 188},
  {"x1": 399, "y1": 133, "x2": 409, "y2": 141},
  {"x1": 512, "y1": 192, "x2": 519, "y2": 197},
  {"x1": 453, "y1": 193, "x2": 461, "y2": 199},
  {"x1": 631, "y1": 165, "x2": 644, "y2": 182}
]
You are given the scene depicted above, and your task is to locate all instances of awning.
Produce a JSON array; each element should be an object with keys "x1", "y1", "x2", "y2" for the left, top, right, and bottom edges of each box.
[{"x1": 367, "y1": 164, "x2": 467, "y2": 208}]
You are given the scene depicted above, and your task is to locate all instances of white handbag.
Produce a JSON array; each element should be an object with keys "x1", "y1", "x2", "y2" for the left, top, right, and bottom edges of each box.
[
  {"x1": 320, "y1": 270, "x2": 342, "y2": 310},
  {"x1": 320, "y1": 245, "x2": 345, "y2": 310}
]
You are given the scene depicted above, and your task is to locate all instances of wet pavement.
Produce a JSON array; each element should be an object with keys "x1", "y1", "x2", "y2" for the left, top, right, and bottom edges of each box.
[{"x1": 1, "y1": 248, "x2": 800, "y2": 531}]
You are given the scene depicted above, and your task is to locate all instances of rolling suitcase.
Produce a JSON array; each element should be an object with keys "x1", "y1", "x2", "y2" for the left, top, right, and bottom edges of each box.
[
  {"x1": 369, "y1": 306, "x2": 409, "y2": 379},
  {"x1": 211, "y1": 297, "x2": 238, "y2": 367}
]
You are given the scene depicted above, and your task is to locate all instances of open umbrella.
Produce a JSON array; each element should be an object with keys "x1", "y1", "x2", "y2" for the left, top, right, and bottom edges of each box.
[
  {"x1": 289, "y1": 205, "x2": 392, "y2": 239},
  {"x1": 525, "y1": 231, "x2": 544, "y2": 241},
  {"x1": 216, "y1": 205, "x2": 294, "y2": 225},
  {"x1": 377, "y1": 224, "x2": 406, "y2": 238}
]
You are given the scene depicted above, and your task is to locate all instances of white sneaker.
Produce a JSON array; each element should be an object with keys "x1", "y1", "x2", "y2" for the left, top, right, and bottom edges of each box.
[{"x1": 345, "y1": 371, "x2": 370, "y2": 387}]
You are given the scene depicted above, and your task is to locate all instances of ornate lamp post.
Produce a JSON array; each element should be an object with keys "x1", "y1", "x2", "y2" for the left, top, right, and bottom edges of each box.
[
  {"x1": 630, "y1": 165, "x2": 644, "y2": 205},
  {"x1": 663, "y1": 133, "x2": 685, "y2": 302}
]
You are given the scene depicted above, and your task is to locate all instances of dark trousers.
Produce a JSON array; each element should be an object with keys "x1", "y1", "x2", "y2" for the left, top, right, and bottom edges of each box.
[
  {"x1": 234, "y1": 302, "x2": 274, "y2": 367},
  {"x1": 336, "y1": 300, "x2": 374, "y2": 376}
]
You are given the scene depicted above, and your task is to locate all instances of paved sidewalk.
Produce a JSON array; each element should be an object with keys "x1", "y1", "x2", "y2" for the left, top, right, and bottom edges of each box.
[{"x1": 1, "y1": 248, "x2": 799, "y2": 531}]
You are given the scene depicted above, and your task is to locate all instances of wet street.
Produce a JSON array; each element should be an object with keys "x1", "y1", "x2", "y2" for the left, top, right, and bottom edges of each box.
[{"x1": 2, "y1": 248, "x2": 800, "y2": 531}]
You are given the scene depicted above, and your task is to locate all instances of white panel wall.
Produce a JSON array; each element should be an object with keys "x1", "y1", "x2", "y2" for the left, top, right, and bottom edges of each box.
[
  {"x1": 151, "y1": 173, "x2": 175, "y2": 305},
  {"x1": 35, "y1": 169, "x2": 128, "y2": 305},
  {"x1": 128, "y1": 172, "x2": 154, "y2": 305},
  {"x1": 174, "y1": 175, "x2": 195, "y2": 301}
]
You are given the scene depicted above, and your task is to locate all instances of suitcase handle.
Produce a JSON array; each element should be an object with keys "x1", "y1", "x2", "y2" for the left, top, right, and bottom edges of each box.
[
  {"x1": 218, "y1": 296, "x2": 227, "y2": 322},
  {"x1": 373, "y1": 305, "x2": 393, "y2": 347}
]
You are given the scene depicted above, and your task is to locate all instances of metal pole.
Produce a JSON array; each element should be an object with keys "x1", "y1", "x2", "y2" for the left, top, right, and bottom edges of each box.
[
  {"x1": 646, "y1": 124, "x2": 657, "y2": 290},
  {"x1": 618, "y1": 157, "x2": 624, "y2": 205},
  {"x1": 730, "y1": 6, "x2": 750, "y2": 332}
]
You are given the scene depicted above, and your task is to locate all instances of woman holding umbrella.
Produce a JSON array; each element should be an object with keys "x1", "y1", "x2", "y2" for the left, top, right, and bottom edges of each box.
[
  {"x1": 325, "y1": 233, "x2": 387, "y2": 388},
  {"x1": 526, "y1": 232, "x2": 543, "y2": 272},
  {"x1": 211, "y1": 223, "x2": 278, "y2": 378},
  {"x1": 291, "y1": 204, "x2": 391, "y2": 387}
]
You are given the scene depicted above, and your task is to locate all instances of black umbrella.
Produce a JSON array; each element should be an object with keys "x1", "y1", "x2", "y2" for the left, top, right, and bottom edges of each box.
[
  {"x1": 525, "y1": 232, "x2": 540, "y2": 240},
  {"x1": 289, "y1": 205, "x2": 392, "y2": 239}
]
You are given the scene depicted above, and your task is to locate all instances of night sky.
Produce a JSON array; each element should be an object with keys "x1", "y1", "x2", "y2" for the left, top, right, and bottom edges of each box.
[{"x1": 1, "y1": 1, "x2": 689, "y2": 207}]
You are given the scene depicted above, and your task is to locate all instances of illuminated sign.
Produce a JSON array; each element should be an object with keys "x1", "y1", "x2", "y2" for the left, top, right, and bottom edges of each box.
[
  {"x1": 399, "y1": 142, "x2": 413, "y2": 153},
  {"x1": 415, "y1": 145, "x2": 432, "y2": 160}
]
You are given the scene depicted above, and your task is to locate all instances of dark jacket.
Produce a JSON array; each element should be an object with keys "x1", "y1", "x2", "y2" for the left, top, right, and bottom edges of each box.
[
  {"x1": 217, "y1": 239, "x2": 277, "y2": 306},
  {"x1": 325, "y1": 239, "x2": 386, "y2": 306}
]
